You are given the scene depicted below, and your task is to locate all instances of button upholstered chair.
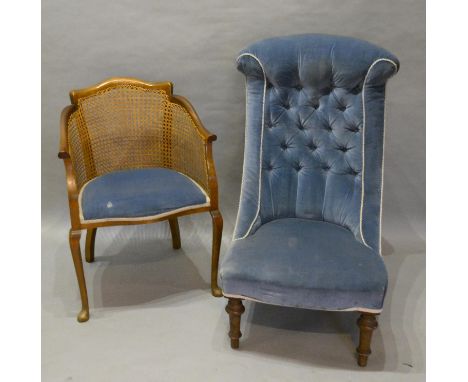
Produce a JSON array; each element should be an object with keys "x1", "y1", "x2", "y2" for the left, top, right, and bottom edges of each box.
[
  {"x1": 59, "y1": 78, "x2": 223, "y2": 322},
  {"x1": 219, "y1": 35, "x2": 399, "y2": 366}
]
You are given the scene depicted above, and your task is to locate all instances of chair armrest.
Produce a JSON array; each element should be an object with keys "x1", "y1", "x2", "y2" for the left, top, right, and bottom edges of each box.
[
  {"x1": 58, "y1": 104, "x2": 81, "y2": 228},
  {"x1": 205, "y1": 139, "x2": 219, "y2": 209},
  {"x1": 58, "y1": 105, "x2": 75, "y2": 159}
]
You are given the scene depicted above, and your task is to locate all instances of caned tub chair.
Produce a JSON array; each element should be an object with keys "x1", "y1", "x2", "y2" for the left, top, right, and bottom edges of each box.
[
  {"x1": 58, "y1": 78, "x2": 223, "y2": 322},
  {"x1": 219, "y1": 35, "x2": 399, "y2": 366}
]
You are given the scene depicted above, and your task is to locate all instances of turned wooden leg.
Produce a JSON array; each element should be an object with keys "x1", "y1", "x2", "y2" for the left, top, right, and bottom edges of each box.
[
  {"x1": 69, "y1": 229, "x2": 90, "y2": 322},
  {"x1": 356, "y1": 313, "x2": 378, "y2": 367},
  {"x1": 210, "y1": 210, "x2": 223, "y2": 297},
  {"x1": 225, "y1": 298, "x2": 245, "y2": 349},
  {"x1": 85, "y1": 228, "x2": 97, "y2": 263},
  {"x1": 168, "y1": 218, "x2": 181, "y2": 249}
]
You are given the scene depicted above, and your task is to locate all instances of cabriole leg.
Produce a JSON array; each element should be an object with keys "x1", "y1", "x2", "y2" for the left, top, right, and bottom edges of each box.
[
  {"x1": 356, "y1": 312, "x2": 378, "y2": 367},
  {"x1": 69, "y1": 229, "x2": 90, "y2": 322},
  {"x1": 168, "y1": 218, "x2": 181, "y2": 249},
  {"x1": 210, "y1": 210, "x2": 223, "y2": 297},
  {"x1": 225, "y1": 298, "x2": 245, "y2": 349},
  {"x1": 85, "y1": 228, "x2": 97, "y2": 263}
]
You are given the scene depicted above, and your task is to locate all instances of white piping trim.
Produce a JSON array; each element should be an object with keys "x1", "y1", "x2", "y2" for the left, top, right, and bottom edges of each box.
[
  {"x1": 222, "y1": 292, "x2": 382, "y2": 314},
  {"x1": 378, "y1": 91, "x2": 389, "y2": 256},
  {"x1": 177, "y1": 171, "x2": 211, "y2": 201},
  {"x1": 233, "y1": 53, "x2": 267, "y2": 241},
  {"x1": 359, "y1": 58, "x2": 398, "y2": 249},
  {"x1": 78, "y1": 169, "x2": 210, "y2": 223},
  {"x1": 80, "y1": 202, "x2": 210, "y2": 224},
  {"x1": 78, "y1": 177, "x2": 96, "y2": 221}
]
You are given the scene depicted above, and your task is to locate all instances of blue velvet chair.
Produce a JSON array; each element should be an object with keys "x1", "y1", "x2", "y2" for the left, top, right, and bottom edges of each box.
[
  {"x1": 219, "y1": 35, "x2": 399, "y2": 366},
  {"x1": 59, "y1": 78, "x2": 223, "y2": 322}
]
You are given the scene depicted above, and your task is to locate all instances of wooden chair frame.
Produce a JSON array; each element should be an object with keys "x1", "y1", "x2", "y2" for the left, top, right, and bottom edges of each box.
[{"x1": 58, "y1": 77, "x2": 223, "y2": 322}]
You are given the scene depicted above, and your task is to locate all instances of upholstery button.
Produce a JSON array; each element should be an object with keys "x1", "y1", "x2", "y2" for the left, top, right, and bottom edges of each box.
[
  {"x1": 338, "y1": 104, "x2": 347, "y2": 112},
  {"x1": 307, "y1": 142, "x2": 317, "y2": 151},
  {"x1": 322, "y1": 164, "x2": 331, "y2": 171},
  {"x1": 284, "y1": 103, "x2": 290, "y2": 110},
  {"x1": 337, "y1": 146, "x2": 349, "y2": 152},
  {"x1": 346, "y1": 126, "x2": 359, "y2": 133},
  {"x1": 280, "y1": 142, "x2": 288, "y2": 150},
  {"x1": 351, "y1": 83, "x2": 363, "y2": 94},
  {"x1": 295, "y1": 85, "x2": 303, "y2": 91},
  {"x1": 294, "y1": 163, "x2": 303, "y2": 171},
  {"x1": 349, "y1": 168, "x2": 359, "y2": 176},
  {"x1": 297, "y1": 123, "x2": 304, "y2": 130}
]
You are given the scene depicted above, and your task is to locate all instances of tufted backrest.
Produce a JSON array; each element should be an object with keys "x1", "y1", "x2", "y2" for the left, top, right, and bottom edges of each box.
[{"x1": 233, "y1": 34, "x2": 399, "y2": 253}]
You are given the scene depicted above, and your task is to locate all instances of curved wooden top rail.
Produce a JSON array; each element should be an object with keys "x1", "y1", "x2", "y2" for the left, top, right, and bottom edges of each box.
[{"x1": 69, "y1": 77, "x2": 174, "y2": 105}]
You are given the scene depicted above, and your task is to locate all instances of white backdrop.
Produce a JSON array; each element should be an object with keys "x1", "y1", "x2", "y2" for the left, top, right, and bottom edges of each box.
[{"x1": 42, "y1": 1, "x2": 425, "y2": 380}]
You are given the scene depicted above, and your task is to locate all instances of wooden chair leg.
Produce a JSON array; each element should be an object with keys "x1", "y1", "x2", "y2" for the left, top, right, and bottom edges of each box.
[
  {"x1": 356, "y1": 312, "x2": 378, "y2": 367},
  {"x1": 85, "y1": 228, "x2": 97, "y2": 263},
  {"x1": 225, "y1": 298, "x2": 245, "y2": 349},
  {"x1": 69, "y1": 229, "x2": 90, "y2": 322},
  {"x1": 168, "y1": 218, "x2": 181, "y2": 249},
  {"x1": 210, "y1": 210, "x2": 223, "y2": 297}
]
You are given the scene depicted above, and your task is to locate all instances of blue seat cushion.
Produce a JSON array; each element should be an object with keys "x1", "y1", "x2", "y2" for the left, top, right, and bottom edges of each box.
[
  {"x1": 79, "y1": 168, "x2": 209, "y2": 221},
  {"x1": 220, "y1": 218, "x2": 387, "y2": 311}
]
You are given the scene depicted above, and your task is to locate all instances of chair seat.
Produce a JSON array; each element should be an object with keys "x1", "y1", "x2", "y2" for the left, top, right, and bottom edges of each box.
[
  {"x1": 79, "y1": 168, "x2": 209, "y2": 222},
  {"x1": 220, "y1": 218, "x2": 388, "y2": 312}
]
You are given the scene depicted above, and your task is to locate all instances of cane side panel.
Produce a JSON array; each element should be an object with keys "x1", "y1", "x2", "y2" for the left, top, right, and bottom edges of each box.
[{"x1": 170, "y1": 102, "x2": 208, "y2": 193}]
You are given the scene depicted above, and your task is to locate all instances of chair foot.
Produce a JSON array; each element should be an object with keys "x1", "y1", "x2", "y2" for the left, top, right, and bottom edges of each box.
[
  {"x1": 69, "y1": 229, "x2": 90, "y2": 323},
  {"x1": 225, "y1": 298, "x2": 245, "y2": 349},
  {"x1": 356, "y1": 312, "x2": 378, "y2": 367},
  {"x1": 210, "y1": 210, "x2": 223, "y2": 297},
  {"x1": 85, "y1": 228, "x2": 97, "y2": 263},
  {"x1": 168, "y1": 218, "x2": 181, "y2": 249},
  {"x1": 77, "y1": 308, "x2": 90, "y2": 323},
  {"x1": 211, "y1": 286, "x2": 223, "y2": 297}
]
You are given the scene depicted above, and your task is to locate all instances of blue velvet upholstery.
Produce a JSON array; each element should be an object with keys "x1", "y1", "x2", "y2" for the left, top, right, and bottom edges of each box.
[
  {"x1": 80, "y1": 168, "x2": 208, "y2": 221},
  {"x1": 221, "y1": 219, "x2": 387, "y2": 311},
  {"x1": 221, "y1": 34, "x2": 399, "y2": 311}
]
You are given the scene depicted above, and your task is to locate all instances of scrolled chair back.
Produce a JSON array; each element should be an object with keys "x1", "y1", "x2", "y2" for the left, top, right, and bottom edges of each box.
[
  {"x1": 66, "y1": 79, "x2": 209, "y2": 194},
  {"x1": 234, "y1": 34, "x2": 399, "y2": 253}
]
